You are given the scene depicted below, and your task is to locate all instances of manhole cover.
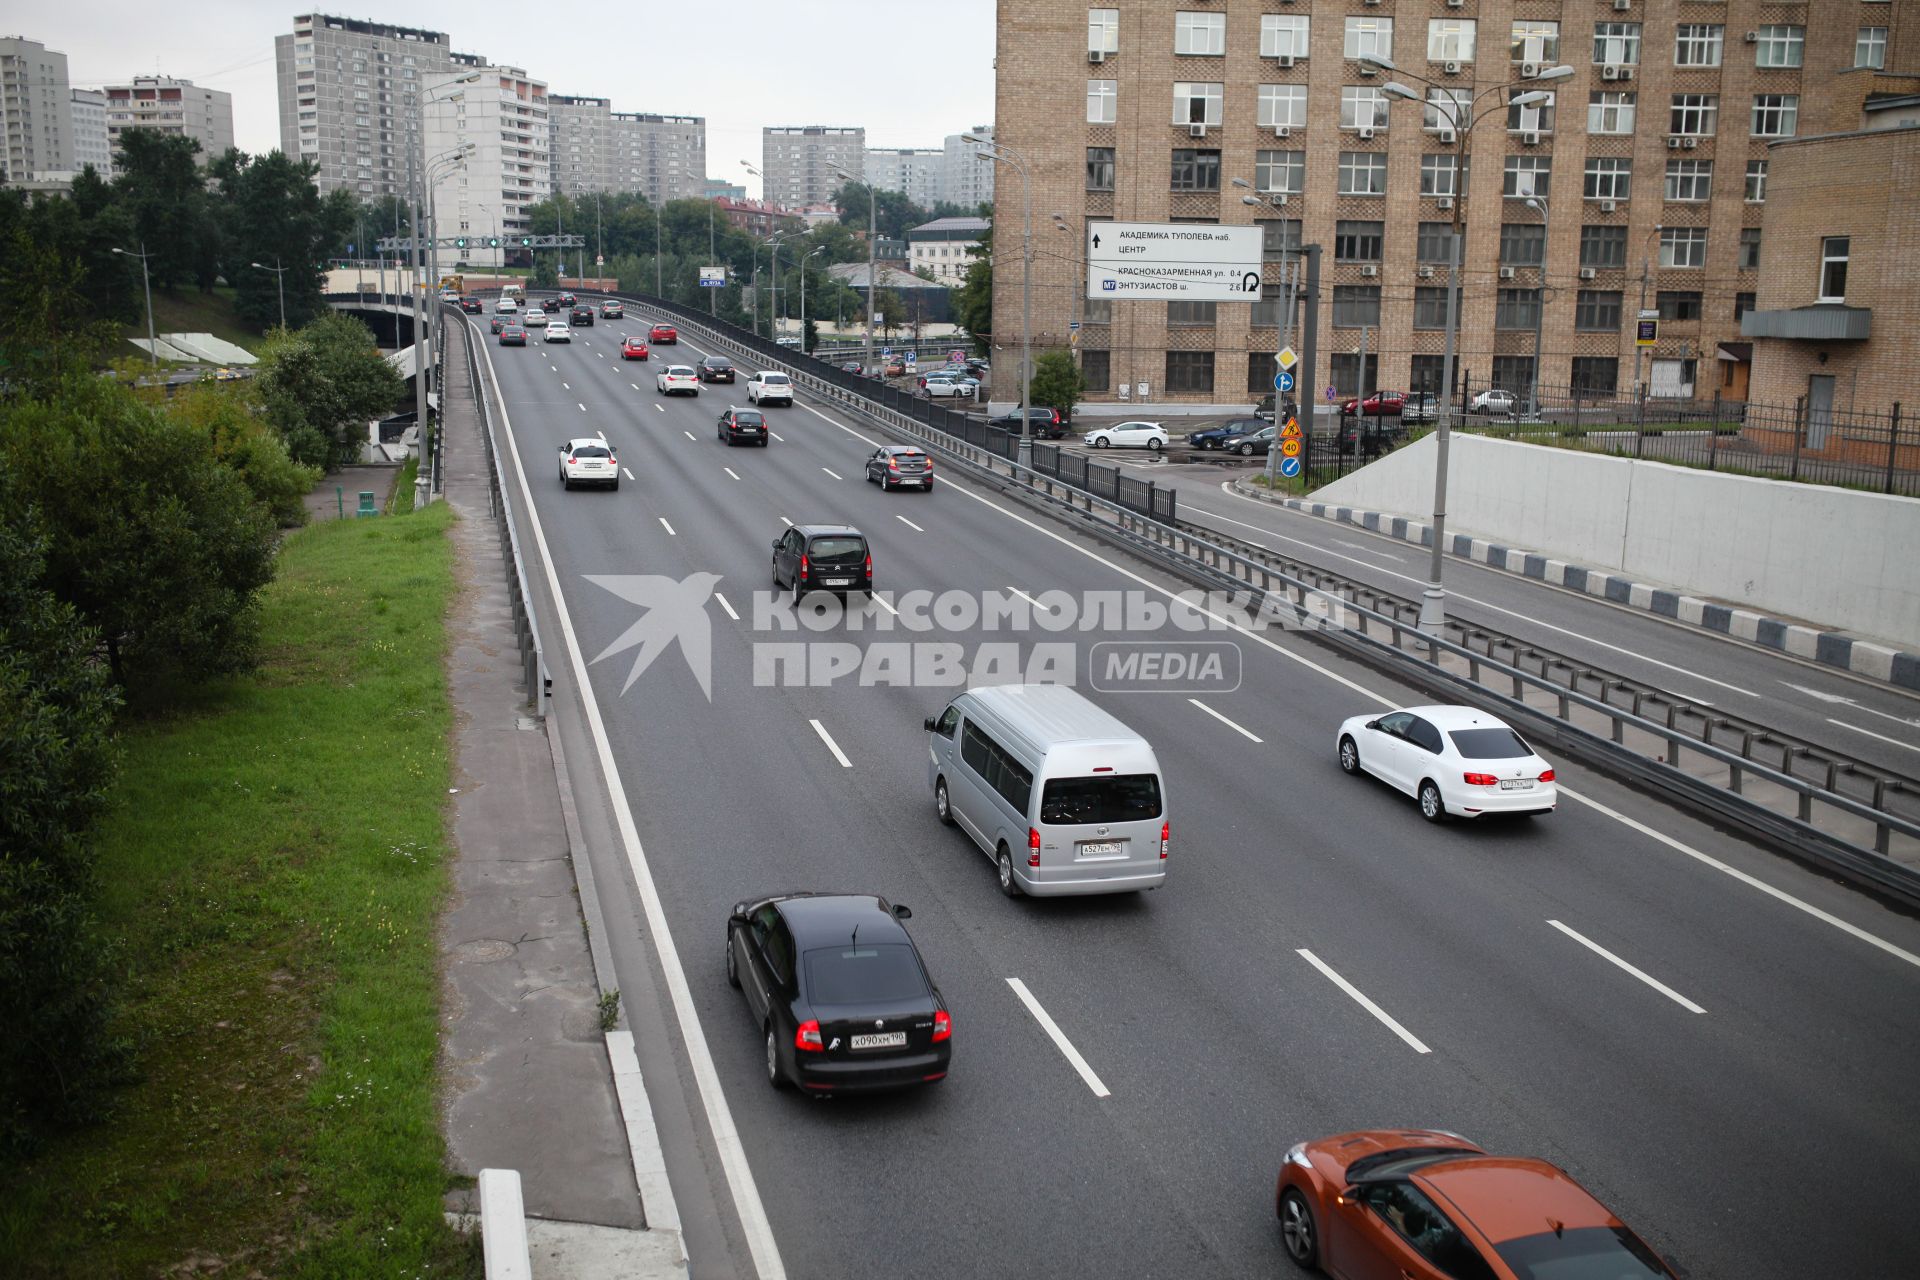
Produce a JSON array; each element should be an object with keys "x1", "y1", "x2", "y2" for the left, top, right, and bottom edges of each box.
[{"x1": 452, "y1": 938, "x2": 516, "y2": 963}]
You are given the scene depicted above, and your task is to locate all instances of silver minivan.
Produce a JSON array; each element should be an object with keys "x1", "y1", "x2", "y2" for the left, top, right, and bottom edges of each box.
[{"x1": 924, "y1": 684, "x2": 1168, "y2": 897}]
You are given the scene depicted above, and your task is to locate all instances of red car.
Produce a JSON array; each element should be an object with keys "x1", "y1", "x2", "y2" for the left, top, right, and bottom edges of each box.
[
  {"x1": 649, "y1": 323, "x2": 678, "y2": 344},
  {"x1": 1340, "y1": 389, "x2": 1407, "y2": 416},
  {"x1": 1276, "y1": 1129, "x2": 1676, "y2": 1280},
  {"x1": 498, "y1": 324, "x2": 527, "y2": 347},
  {"x1": 460, "y1": 297, "x2": 482, "y2": 313},
  {"x1": 621, "y1": 336, "x2": 650, "y2": 361}
]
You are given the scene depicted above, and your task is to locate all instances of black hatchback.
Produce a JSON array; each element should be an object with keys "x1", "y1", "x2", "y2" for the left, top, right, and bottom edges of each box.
[
  {"x1": 698, "y1": 355, "x2": 736, "y2": 383},
  {"x1": 717, "y1": 406, "x2": 768, "y2": 446},
  {"x1": 727, "y1": 893, "x2": 951, "y2": 1094},
  {"x1": 1189, "y1": 416, "x2": 1271, "y2": 449},
  {"x1": 772, "y1": 524, "x2": 871, "y2": 600}
]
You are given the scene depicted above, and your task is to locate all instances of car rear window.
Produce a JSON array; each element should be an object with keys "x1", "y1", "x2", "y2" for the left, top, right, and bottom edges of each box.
[
  {"x1": 761, "y1": 374, "x2": 789, "y2": 385},
  {"x1": 1449, "y1": 727, "x2": 1532, "y2": 760},
  {"x1": 572, "y1": 445, "x2": 610, "y2": 458},
  {"x1": 808, "y1": 537, "x2": 866, "y2": 560},
  {"x1": 804, "y1": 944, "x2": 927, "y2": 1005},
  {"x1": 668, "y1": 366, "x2": 693, "y2": 375},
  {"x1": 1494, "y1": 1226, "x2": 1672, "y2": 1279},
  {"x1": 735, "y1": 411, "x2": 765, "y2": 424},
  {"x1": 706, "y1": 358, "x2": 732, "y2": 367},
  {"x1": 1040, "y1": 774, "x2": 1162, "y2": 825}
]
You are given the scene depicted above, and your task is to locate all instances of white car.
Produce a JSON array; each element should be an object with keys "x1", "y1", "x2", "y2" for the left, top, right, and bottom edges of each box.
[
  {"x1": 557, "y1": 437, "x2": 619, "y2": 491},
  {"x1": 1469, "y1": 388, "x2": 1517, "y2": 415},
  {"x1": 495, "y1": 300, "x2": 518, "y2": 316},
  {"x1": 657, "y1": 364, "x2": 699, "y2": 396},
  {"x1": 544, "y1": 321, "x2": 571, "y2": 343},
  {"x1": 1336, "y1": 705, "x2": 1557, "y2": 822},
  {"x1": 747, "y1": 370, "x2": 792, "y2": 406},
  {"x1": 922, "y1": 373, "x2": 974, "y2": 399},
  {"x1": 1083, "y1": 420, "x2": 1169, "y2": 451}
]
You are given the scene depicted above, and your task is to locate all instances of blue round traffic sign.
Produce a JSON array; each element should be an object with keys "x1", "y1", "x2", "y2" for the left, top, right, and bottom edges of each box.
[
  {"x1": 1275, "y1": 371, "x2": 1295, "y2": 393},
  {"x1": 1279, "y1": 456, "x2": 1302, "y2": 479}
]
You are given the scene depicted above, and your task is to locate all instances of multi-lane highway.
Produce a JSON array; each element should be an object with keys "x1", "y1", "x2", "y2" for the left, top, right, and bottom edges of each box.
[{"x1": 464, "y1": 304, "x2": 1920, "y2": 1280}]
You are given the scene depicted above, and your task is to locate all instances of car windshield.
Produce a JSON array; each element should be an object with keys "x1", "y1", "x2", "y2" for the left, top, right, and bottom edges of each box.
[
  {"x1": 1449, "y1": 727, "x2": 1532, "y2": 760},
  {"x1": 808, "y1": 537, "x2": 866, "y2": 561},
  {"x1": 1039, "y1": 774, "x2": 1163, "y2": 825},
  {"x1": 1494, "y1": 1226, "x2": 1673, "y2": 1279},
  {"x1": 803, "y1": 944, "x2": 927, "y2": 1005}
]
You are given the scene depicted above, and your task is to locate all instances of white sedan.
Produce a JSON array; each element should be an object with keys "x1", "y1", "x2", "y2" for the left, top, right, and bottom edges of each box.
[
  {"x1": 656, "y1": 364, "x2": 699, "y2": 396},
  {"x1": 1336, "y1": 705, "x2": 1556, "y2": 821},
  {"x1": 544, "y1": 322, "x2": 571, "y2": 344},
  {"x1": 1083, "y1": 420, "x2": 1169, "y2": 451}
]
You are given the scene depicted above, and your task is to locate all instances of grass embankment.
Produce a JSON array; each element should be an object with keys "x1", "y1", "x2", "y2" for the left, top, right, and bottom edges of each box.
[
  {"x1": 0, "y1": 502, "x2": 479, "y2": 1278},
  {"x1": 119, "y1": 285, "x2": 264, "y2": 364}
]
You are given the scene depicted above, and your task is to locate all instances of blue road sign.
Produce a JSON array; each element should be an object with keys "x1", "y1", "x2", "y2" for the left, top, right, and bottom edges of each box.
[
  {"x1": 1279, "y1": 456, "x2": 1302, "y2": 479},
  {"x1": 1275, "y1": 371, "x2": 1295, "y2": 393}
]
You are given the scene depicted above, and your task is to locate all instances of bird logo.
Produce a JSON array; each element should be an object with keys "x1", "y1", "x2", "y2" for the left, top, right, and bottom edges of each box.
[{"x1": 584, "y1": 572, "x2": 723, "y2": 700}]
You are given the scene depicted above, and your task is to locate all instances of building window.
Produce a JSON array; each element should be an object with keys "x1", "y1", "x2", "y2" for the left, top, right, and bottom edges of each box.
[
  {"x1": 1259, "y1": 85, "x2": 1307, "y2": 129},
  {"x1": 1664, "y1": 159, "x2": 1713, "y2": 202},
  {"x1": 1330, "y1": 352, "x2": 1379, "y2": 397},
  {"x1": 1082, "y1": 350, "x2": 1110, "y2": 393},
  {"x1": 1670, "y1": 94, "x2": 1719, "y2": 137},
  {"x1": 1751, "y1": 95, "x2": 1799, "y2": 138},
  {"x1": 1493, "y1": 355, "x2": 1536, "y2": 395},
  {"x1": 1660, "y1": 227, "x2": 1707, "y2": 269},
  {"x1": 1571, "y1": 357, "x2": 1619, "y2": 396},
  {"x1": 1333, "y1": 285, "x2": 1381, "y2": 328},
  {"x1": 1858, "y1": 27, "x2": 1889, "y2": 70},
  {"x1": 1505, "y1": 154, "x2": 1551, "y2": 199},
  {"x1": 1426, "y1": 87, "x2": 1469, "y2": 132},
  {"x1": 1251, "y1": 285, "x2": 1300, "y2": 328},
  {"x1": 1417, "y1": 222, "x2": 1458, "y2": 263},
  {"x1": 1255, "y1": 150, "x2": 1305, "y2": 195},
  {"x1": 1658, "y1": 291, "x2": 1703, "y2": 321},
  {"x1": 1428, "y1": 19, "x2": 1476, "y2": 63},
  {"x1": 1086, "y1": 147, "x2": 1114, "y2": 191},
  {"x1": 1173, "y1": 82, "x2": 1224, "y2": 125},
  {"x1": 1508, "y1": 93, "x2": 1555, "y2": 134},
  {"x1": 1819, "y1": 236, "x2": 1849, "y2": 301},
  {"x1": 1500, "y1": 222, "x2": 1546, "y2": 266},
  {"x1": 1755, "y1": 25, "x2": 1804, "y2": 69},
  {"x1": 1338, "y1": 152, "x2": 1388, "y2": 196},
  {"x1": 1575, "y1": 290, "x2": 1622, "y2": 331},
  {"x1": 1414, "y1": 286, "x2": 1450, "y2": 329},
  {"x1": 1421, "y1": 154, "x2": 1463, "y2": 197},
  {"x1": 1334, "y1": 219, "x2": 1384, "y2": 262},
  {"x1": 1167, "y1": 300, "x2": 1218, "y2": 327},
  {"x1": 1341, "y1": 86, "x2": 1390, "y2": 131},
  {"x1": 1581, "y1": 224, "x2": 1628, "y2": 269},
  {"x1": 1174, "y1": 11, "x2": 1226, "y2": 56},
  {"x1": 1411, "y1": 354, "x2": 1449, "y2": 395},
  {"x1": 1588, "y1": 91, "x2": 1636, "y2": 135},
  {"x1": 1170, "y1": 148, "x2": 1221, "y2": 191},
  {"x1": 1344, "y1": 16, "x2": 1394, "y2": 61},
  {"x1": 1738, "y1": 227, "x2": 1762, "y2": 270},
  {"x1": 1088, "y1": 8, "x2": 1119, "y2": 55},
  {"x1": 1261, "y1": 14, "x2": 1310, "y2": 59},
  {"x1": 1496, "y1": 289, "x2": 1541, "y2": 330},
  {"x1": 1084, "y1": 298, "x2": 1113, "y2": 324},
  {"x1": 1165, "y1": 350, "x2": 1215, "y2": 394},
  {"x1": 1087, "y1": 79, "x2": 1117, "y2": 124},
  {"x1": 1734, "y1": 291, "x2": 1756, "y2": 322},
  {"x1": 1675, "y1": 24, "x2": 1724, "y2": 68},
  {"x1": 1593, "y1": 22, "x2": 1642, "y2": 66},
  {"x1": 1511, "y1": 20, "x2": 1559, "y2": 63},
  {"x1": 1745, "y1": 160, "x2": 1768, "y2": 202}
]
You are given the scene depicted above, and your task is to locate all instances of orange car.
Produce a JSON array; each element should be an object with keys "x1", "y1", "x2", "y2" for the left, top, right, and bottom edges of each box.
[{"x1": 1276, "y1": 1130, "x2": 1676, "y2": 1280}]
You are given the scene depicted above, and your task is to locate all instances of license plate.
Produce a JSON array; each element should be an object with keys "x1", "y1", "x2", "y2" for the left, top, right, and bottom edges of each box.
[
  {"x1": 822, "y1": 578, "x2": 852, "y2": 586},
  {"x1": 1078, "y1": 840, "x2": 1123, "y2": 856},
  {"x1": 850, "y1": 1031, "x2": 906, "y2": 1050},
  {"x1": 1499, "y1": 779, "x2": 1534, "y2": 791},
  {"x1": 898, "y1": 477, "x2": 921, "y2": 485}
]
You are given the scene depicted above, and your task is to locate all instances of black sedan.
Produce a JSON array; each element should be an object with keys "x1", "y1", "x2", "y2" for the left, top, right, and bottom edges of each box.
[
  {"x1": 1188, "y1": 416, "x2": 1272, "y2": 449},
  {"x1": 717, "y1": 406, "x2": 769, "y2": 446},
  {"x1": 698, "y1": 355, "x2": 737, "y2": 383},
  {"x1": 727, "y1": 893, "x2": 950, "y2": 1094},
  {"x1": 459, "y1": 297, "x2": 482, "y2": 313},
  {"x1": 540, "y1": 297, "x2": 563, "y2": 313},
  {"x1": 1220, "y1": 423, "x2": 1277, "y2": 456},
  {"x1": 570, "y1": 306, "x2": 594, "y2": 327},
  {"x1": 498, "y1": 324, "x2": 527, "y2": 347}
]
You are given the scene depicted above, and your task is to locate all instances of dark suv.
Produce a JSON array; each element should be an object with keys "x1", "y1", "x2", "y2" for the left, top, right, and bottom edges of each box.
[
  {"x1": 698, "y1": 355, "x2": 736, "y2": 383},
  {"x1": 987, "y1": 406, "x2": 1069, "y2": 439},
  {"x1": 570, "y1": 306, "x2": 594, "y2": 327},
  {"x1": 771, "y1": 525, "x2": 872, "y2": 601}
]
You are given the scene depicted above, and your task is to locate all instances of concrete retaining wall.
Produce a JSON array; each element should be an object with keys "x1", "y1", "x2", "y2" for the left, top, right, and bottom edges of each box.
[{"x1": 1309, "y1": 434, "x2": 1920, "y2": 648}]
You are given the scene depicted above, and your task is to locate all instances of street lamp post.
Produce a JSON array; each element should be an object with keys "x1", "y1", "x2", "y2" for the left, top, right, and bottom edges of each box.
[
  {"x1": 799, "y1": 245, "x2": 824, "y2": 353},
  {"x1": 1632, "y1": 224, "x2": 1666, "y2": 396},
  {"x1": 1523, "y1": 190, "x2": 1552, "y2": 419},
  {"x1": 111, "y1": 242, "x2": 157, "y2": 368},
  {"x1": 964, "y1": 135, "x2": 1032, "y2": 463},
  {"x1": 833, "y1": 166, "x2": 878, "y2": 379},
  {"x1": 1368, "y1": 53, "x2": 1572, "y2": 635},
  {"x1": 250, "y1": 257, "x2": 289, "y2": 330}
]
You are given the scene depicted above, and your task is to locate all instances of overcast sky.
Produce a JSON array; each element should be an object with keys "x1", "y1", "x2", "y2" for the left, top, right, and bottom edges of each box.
[{"x1": 37, "y1": 1, "x2": 996, "y2": 198}]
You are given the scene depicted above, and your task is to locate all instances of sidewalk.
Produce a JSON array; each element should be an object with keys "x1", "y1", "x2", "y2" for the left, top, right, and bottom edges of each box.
[{"x1": 434, "y1": 349, "x2": 686, "y2": 1276}]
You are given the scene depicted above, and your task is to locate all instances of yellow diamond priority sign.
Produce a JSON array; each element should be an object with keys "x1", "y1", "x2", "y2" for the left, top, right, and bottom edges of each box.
[{"x1": 1275, "y1": 345, "x2": 1298, "y2": 370}]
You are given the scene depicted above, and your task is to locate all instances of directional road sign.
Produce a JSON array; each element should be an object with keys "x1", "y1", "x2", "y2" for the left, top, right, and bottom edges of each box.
[
  {"x1": 1279, "y1": 456, "x2": 1302, "y2": 479},
  {"x1": 1086, "y1": 222, "x2": 1264, "y2": 302},
  {"x1": 699, "y1": 266, "x2": 727, "y2": 287},
  {"x1": 1275, "y1": 371, "x2": 1295, "y2": 393}
]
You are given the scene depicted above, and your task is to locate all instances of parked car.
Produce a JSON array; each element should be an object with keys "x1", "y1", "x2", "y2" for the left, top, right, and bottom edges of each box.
[
  {"x1": 1082, "y1": 420, "x2": 1169, "y2": 451},
  {"x1": 1339, "y1": 417, "x2": 1407, "y2": 456},
  {"x1": 600, "y1": 301, "x2": 624, "y2": 319},
  {"x1": 884, "y1": 359, "x2": 906, "y2": 377},
  {"x1": 1340, "y1": 389, "x2": 1408, "y2": 417},
  {"x1": 620, "y1": 336, "x2": 650, "y2": 361},
  {"x1": 1189, "y1": 417, "x2": 1272, "y2": 449},
  {"x1": 459, "y1": 297, "x2": 482, "y2": 314},
  {"x1": 1220, "y1": 424, "x2": 1278, "y2": 456},
  {"x1": 747, "y1": 370, "x2": 793, "y2": 407},
  {"x1": 1253, "y1": 393, "x2": 1278, "y2": 422},
  {"x1": 717, "y1": 406, "x2": 769, "y2": 447},
  {"x1": 1401, "y1": 392, "x2": 1439, "y2": 423},
  {"x1": 988, "y1": 407, "x2": 1069, "y2": 439},
  {"x1": 656, "y1": 364, "x2": 699, "y2": 395},
  {"x1": 865, "y1": 445, "x2": 934, "y2": 491},
  {"x1": 570, "y1": 306, "x2": 594, "y2": 327},
  {"x1": 1469, "y1": 388, "x2": 1518, "y2": 415},
  {"x1": 544, "y1": 321, "x2": 572, "y2": 344},
  {"x1": 698, "y1": 355, "x2": 737, "y2": 383},
  {"x1": 556, "y1": 437, "x2": 618, "y2": 491},
  {"x1": 771, "y1": 524, "x2": 871, "y2": 600},
  {"x1": 1336, "y1": 705, "x2": 1557, "y2": 822},
  {"x1": 649, "y1": 323, "x2": 678, "y2": 344},
  {"x1": 921, "y1": 372, "x2": 975, "y2": 399},
  {"x1": 725, "y1": 892, "x2": 949, "y2": 1093},
  {"x1": 498, "y1": 324, "x2": 527, "y2": 346},
  {"x1": 840, "y1": 361, "x2": 864, "y2": 375}
]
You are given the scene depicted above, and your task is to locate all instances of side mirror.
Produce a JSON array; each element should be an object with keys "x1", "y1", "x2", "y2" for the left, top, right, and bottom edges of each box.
[
  {"x1": 922, "y1": 716, "x2": 938, "y2": 732},
  {"x1": 772, "y1": 539, "x2": 783, "y2": 550},
  {"x1": 558, "y1": 444, "x2": 568, "y2": 453},
  {"x1": 1364, "y1": 719, "x2": 1381, "y2": 731},
  {"x1": 891, "y1": 903, "x2": 912, "y2": 920}
]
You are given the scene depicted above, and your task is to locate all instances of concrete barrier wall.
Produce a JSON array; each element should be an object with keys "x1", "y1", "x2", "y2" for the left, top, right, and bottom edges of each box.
[{"x1": 1310, "y1": 434, "x2": 1920, "y2": 647}]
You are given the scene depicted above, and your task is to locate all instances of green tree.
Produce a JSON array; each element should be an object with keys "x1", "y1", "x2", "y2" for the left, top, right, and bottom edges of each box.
[
  {"x1": 0, "y1": 479, "x2": 125, "y2": 1153},
  {"x1": 0, "y1": 218, "x2": 123, "y2": 397},
  {"x1": 1030, "y1": 348, "x2": 1087, "y2": 418},
  {"x1": 251, "y1": 313, "x2": 405, "y2": 468},
  {"x1": 833, "y1": 183, "x2": 930, "y2": 241},
  {"x1": 112, "y1": 131, "x2": 215, "y2": 292},
  {"x1": 208, "y1": 148, "x2": 350, "y2": 331},
  {"x1": 954, "y1": 221, "x2": 994, "y2": 351},
  {"x1": 867, "y1": 288, "x2": 905, "y2": 338},
  {"x1": 166, "y1": 382, "x2": 321, "y2": 527}
]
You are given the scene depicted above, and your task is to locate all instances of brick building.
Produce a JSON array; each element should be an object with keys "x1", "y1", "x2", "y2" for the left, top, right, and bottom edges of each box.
[{"x1": 993, "y1": 1, "x2": 1910, "y2": 409}]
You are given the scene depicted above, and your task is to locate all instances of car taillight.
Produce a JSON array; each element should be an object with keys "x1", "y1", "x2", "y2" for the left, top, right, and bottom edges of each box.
[
  {"x1": 888, "y1": 459, "x2": 900, "y2": 471},
  {"x1": 794, "y1": 1020, "x2": 823, "y2": 1052},
  {"x1": 932, "y1": 1010, "x2": 951, "y2": 1043},
  {"x1": 566, "y1": 458, "x2": 576, "y2": 465},
  {"x1": 922, "y1": 458, "x2": 933, "y2": 471},
  {"x1": 1539, "y1": 769, "x2": 1556, "y2": 783},
  {"x1": 1160, "y1": 821, "x2": 1169, "y2": 859},
  {"x1": 1463, "y1": 772, "x2": 1499, "y2": 787},
  {"x1": 1028, "y1": 827, "x2": 1041, "y2": 867},
  {"x1": 863, "y1": 553, "x2": 872, "y2": 577},
  {"x1": 798, "y1": 554, "x2": 809, "y2": 580}
]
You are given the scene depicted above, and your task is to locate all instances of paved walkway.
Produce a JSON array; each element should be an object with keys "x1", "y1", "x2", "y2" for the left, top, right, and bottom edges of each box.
[{"x1": 302, "y1": 463, "x2": 403, "y2": 522}]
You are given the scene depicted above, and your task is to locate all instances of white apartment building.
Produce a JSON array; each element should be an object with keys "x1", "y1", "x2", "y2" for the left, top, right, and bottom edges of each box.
[
  {"x1": 762, "y1": 125, "x2": 864, "y2": 207},
  {"x1": 941, "y1": 125, "x2": 994, "y2": 210},
  {"x1": 103, "y1": 76, "x2": 234, "y2": 162},
  {"x1": 866, "y1": 146, "x2": 943, "y2": 207},
  {"x1": 424, "y1": 66, "x2": 549, "y2": 269},
  {"x1": 69, "y1": 87, "x2": 109, "y2": 177},
  {"x1": 0, "y1": 35, "x2": 74, "y2": 185},
  {"x1": 908, "y1": 216, "x2": 989, "y2": 284}
]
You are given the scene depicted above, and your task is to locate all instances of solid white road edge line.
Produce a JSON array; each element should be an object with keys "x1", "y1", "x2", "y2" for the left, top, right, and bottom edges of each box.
[
  {"x1": 1297, "y1": 949, "x2": 1432, "y2": 1054},
  {"x1": 605, "y1": 1030, "x2": 684, "y2": 1241},
  {"x1": 1188, "y1": 698, "x2": 1263, "y2": 743},
  {"x1": 809, "y1": 719, "x2": 852, "y2": 768},
  {"x1": 1546, "y1": 920, "x2": 1707, "y2": 1014},
  {"x1": 713, "y1": 591, "x2": 741, "y2": 622},
  {"x1": 1006, "y1": 978, "x2": 1111, "y2": 1098},
  {"x1": 1825, "y1": 718, "x2": 1920, "y2": 754},
  {"x1": 478, "y1": 336, "x2": 787, "y2": 1280}
]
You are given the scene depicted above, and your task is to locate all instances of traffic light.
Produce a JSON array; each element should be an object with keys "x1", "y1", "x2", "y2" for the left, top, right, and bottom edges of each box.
[
  {"x1": 487, "y1": 237, "x2": 500, "y2": 248},
  {"x1": 454, "y1": 236, "x2": 468, "y2": 250},
  {"x1": 519, "y1": 236, "x2": 534, "y2": 247}
]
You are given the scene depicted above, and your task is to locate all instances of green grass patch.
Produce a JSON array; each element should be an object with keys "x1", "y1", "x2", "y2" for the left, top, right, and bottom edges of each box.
[
  {"x1": 388, "y1": 457, "x2": 420, "y2": 515},
  {"x1": 0, "y1": 503, "x2": 480, "y2": 1279}
]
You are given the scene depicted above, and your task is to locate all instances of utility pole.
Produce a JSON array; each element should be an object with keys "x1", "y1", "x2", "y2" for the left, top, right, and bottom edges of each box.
[
  {"x1": 708, "y1": 200, "x2": 717, "y2": 315},
  {"x1": 112, "y1": 242, "x2": 158, "y2": 369},
  {"x1": 1632, "y1": 225, "x2": 1663, "y2": 396}
]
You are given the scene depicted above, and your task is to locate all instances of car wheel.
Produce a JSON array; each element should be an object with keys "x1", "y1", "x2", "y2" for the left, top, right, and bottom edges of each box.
[
  {"x1": 922, "y1": 480, "x2": 934, "y2": 493},
  {"x1": 765, "y1": 1025, "x2": 787, "y2": 1090},
  {"x1": 1339, "y1": 735, "x2": 1360, "y2": 776},
  {"x1": 792, "y1": 579, "x2": 805, "y2": 607},
  {"x1": 882, "y1": 476, "x2": 894, "y2": 492},
  {"x1": 611, "y1": 478, "x2": 620, "y2": 491},
  {"x1": 1148, "y1": 438, "x2": 1163, "y2": 452},
  {"x1": 1093, "y1": 437, "x2": 1110, "y2": 449},
  {"x1": 997, "y1": 845, "x2": 1021, "y2": 898},
  {"x1": 935, "y1": 778, "x2": 955, "y2": 826},
  {"x1": 1419, "y1": 780, "x2": 1447, "y2": 823},
  {"x1": 771, "y1": 557, "x2": 782, "y2": 588},
  {"x1": 725, "y1": 936, "x2": 740, "y2": 989},
  {"x1": 1239, "y1": 443, "x2": 1254, "y2": 456},
  {"x1": 1279, "y1": 1189, "x2": 1319, "y2": 1269}
]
